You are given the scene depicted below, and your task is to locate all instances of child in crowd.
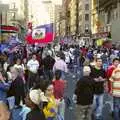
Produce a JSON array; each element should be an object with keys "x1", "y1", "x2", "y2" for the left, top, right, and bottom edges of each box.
[
  {"x1": 25, "y1": 89, "x2": 47, "y2": 120},
  {"x1": 52, "y1": 70, "x2": 66, "y2": 120},
  {"x1": 52, "y1": 70, "x2": 66, "y2": 100},
  {"x1": 74, "y1": 66, "x2": 94, "y2": 120},
  {"x1": 43, "y1": 84, "x2": 57, "y2": 120}
]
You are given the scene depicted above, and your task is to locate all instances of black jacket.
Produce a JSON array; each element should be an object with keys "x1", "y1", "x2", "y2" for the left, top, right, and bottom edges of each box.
[
  {"x1": 43, "y1": 56, "x2": 55, "y2": 70},
  {"x1": 75, "y1": 76, "x2": 94, "y2": 105},
  {"x1": 26, "y1": 108, "x2": 46, "y2": 120},
  {"x1": 90, "y1": 66, "x2": 106, "y2": 94}
]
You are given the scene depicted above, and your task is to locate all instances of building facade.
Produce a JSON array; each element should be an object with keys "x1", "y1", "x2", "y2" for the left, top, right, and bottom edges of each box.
[
  {"x1": 28, "y1": 0, "x2": 56, "y2": 27},
  {"x1": 62, "y1": 0, "x2": 91, "y2": 37},
  {"x1": 69, "y1": 0, "x2": 77, "y2": 35},
  {"x1": 91, "y1": 0, "x2": 120, "y2": 34},
  {"x1": 78, "y1": 0, "x2": 91, "y2": 34},
  {"x1": 0, "y1": 0, "x2": 27, "y2": 26},
  {"x1": 0, "y1": 0, "x2": 27, "y2": 42}
]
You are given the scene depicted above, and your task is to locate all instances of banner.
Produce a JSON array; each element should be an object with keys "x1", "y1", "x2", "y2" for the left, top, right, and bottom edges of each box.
[{"x1": 26, "y1": 23, "x2": 54, "y2": 44}]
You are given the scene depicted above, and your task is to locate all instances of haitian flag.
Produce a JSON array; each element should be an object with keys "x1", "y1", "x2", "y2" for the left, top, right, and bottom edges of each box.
[{"x1": 26, "y1": 23, "x2": 54, "y2": 44}]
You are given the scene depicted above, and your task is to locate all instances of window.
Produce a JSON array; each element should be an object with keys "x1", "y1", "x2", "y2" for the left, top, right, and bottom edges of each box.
[
  {"x1": 79, "y1": 14, "x2": 82, "y2": 21},
  {"x1": 85, "y1": 14, "x2": 89, "y2": 21},
  {"x1": 85, "y1": 4, "x2": 89, "y2": 10},
  {"x1": 85, "y1": 24, "x2": 89, "y2": 29},
  {"x1": 11, "y1": 12, "x2": 16, "y2": 20},
  {"x1": 11, "y1": 2, "x2": 16, "y2": 9}
]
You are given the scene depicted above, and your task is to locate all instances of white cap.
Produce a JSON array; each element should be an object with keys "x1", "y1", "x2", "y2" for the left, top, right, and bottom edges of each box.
[{"x1": 29, "y1": 89, "x2": 48, "y2": 105}]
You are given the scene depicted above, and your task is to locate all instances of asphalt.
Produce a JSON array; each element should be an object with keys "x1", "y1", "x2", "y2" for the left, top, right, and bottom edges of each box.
[{"x1": 64, "y1": 71, "x2": 113, "y2": 120}]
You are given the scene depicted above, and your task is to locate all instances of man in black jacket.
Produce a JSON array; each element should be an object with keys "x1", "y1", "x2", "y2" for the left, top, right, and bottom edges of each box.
[
  {"x1": 75, "y1": 66, "x2": 94, "y2": 120},
  {"x1": 43, "y1": 52, "x2": 55, "y2": 81},
  {"x1": 90, "y1": 58, "x2": 106, "y2": 120}
]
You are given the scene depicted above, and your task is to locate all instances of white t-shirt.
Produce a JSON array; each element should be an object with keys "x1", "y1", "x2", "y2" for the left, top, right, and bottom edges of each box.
[{"x1": 27, "y1": 59, "x2": 39, "y2": 73}]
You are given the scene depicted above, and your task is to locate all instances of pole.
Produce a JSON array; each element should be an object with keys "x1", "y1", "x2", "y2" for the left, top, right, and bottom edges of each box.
[{"x1": 76, "y1": 0, "x2": 79, "y2": 36}]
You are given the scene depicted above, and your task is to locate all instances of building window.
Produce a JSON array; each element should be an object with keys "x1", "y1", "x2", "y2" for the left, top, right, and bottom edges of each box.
[
  {"x1": 11, "y1": 12, "x2": 16, "y2": 20},
  {"x1": 85, "y1": 4, "x2": 89, "y2": 10},
  {"x1": 85, "y1": 14, "x2": 89, "y2": 21},
  {"x1": 85, "y1": 24, "x2": 89, "y2": 29},
  {"x1": 79, "y1": 14, "x2": 82, "y2": 21},
  {"x1": 11, "y1": 2, "x2": 16, "y2": 9}
]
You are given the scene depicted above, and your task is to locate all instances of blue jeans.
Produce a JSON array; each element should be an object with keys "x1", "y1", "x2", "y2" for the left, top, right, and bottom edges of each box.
[
  {"x1": 61, "y1": 71, "x2": 66, "y2": 80},
  {"x1": 93, "y1": 94, "x2": 104, "y2": 119},
  {"x1": 44, "y1": 69, "x2": 53, "y2": 81},
  {"x1": 113, "y1": 97, "x2": 120, "y2": 120}
]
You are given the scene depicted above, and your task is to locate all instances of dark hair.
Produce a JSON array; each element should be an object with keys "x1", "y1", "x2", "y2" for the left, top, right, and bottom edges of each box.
[
  {"x1": 96, "y1": 57, "x2": 102, "y2": 62},
  {"x1": 33, "y1": 79, "x2": 51, "y2": 92},
  {"x1": 0, "y1": 70, "x2": 8, "y2": 81},
  {"x1": 7, "y1": 65, "x2": 13, "y2": 72},
  {"x1": 113, "y1": 58, "x2": 120, "y2": 63},
  {"x1": 55, "y1": 70, "x2": 61, "y2": 80}
]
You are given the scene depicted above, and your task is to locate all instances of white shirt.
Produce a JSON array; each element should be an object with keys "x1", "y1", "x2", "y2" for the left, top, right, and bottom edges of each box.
[
  {"x1": 14, "y1": 64, "x2": 23, "y2": 70},
  {"x1": 3, "y1": 62, "x2": 9, "y2": 71},
  {"x1": 27, "y1": 59, "x2": 39, "y2": 73},
  {"x1": 64, "y1": 51, "x2": 70, "y2": 63}
]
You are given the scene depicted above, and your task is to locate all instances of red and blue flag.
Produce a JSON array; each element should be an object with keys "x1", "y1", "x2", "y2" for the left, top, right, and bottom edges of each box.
[{"x1": 26, "y1": 23, "x2": 54, "y2": 44}]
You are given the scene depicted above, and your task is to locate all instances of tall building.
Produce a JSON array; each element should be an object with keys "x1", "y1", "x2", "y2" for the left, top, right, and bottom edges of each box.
[
  {"x1": 0, "y1": 0, "x2": 27, "y2": 26},
  {"x1": 0, "y1": 0, "x2": 28, "y2": 42},
  {"x1": 78, "y1": 0, "x2": 91, "y2": 34},
  {"x1": 28, "y1": 0, "x2": 56, "y2": 27},
  {"x1": 64, "y1": 0, "x2": 71, "y2": 36},
  {"x1": 69, "y1": 0, "x2": 77, "y2": 35},
  {"x1": 91, "y1": 0, "x2": 120, "y2": 34},
  {"x1": 63, "y1": 0, "x2": 91, "y2": 36},
  {"x1": 54, "y1": 5, "x2": 62, "y2": 37}
]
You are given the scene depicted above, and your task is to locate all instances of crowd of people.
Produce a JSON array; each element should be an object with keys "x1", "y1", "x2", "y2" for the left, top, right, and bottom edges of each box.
[{"x1": 0, "y1": 43, "x2": 120, "y2": 120}]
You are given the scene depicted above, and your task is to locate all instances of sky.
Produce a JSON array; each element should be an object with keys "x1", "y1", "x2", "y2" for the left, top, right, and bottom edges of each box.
[{"x1": 52, "y1": 0, "x2": 62, "y2": 5}]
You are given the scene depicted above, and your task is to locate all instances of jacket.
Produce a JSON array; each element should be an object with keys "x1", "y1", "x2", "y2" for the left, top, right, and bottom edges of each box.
[{"x1": 110, "y1": 68, "x2": 120, "y2": 97}]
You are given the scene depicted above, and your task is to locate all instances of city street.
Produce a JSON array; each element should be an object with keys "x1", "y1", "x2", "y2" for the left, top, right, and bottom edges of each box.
[
  {"x1": 64, "y1": 71, "x2": 113, "y2": 120},
  {"x1": 0, "y1": 0, "x2": 120, "y2": 120}
]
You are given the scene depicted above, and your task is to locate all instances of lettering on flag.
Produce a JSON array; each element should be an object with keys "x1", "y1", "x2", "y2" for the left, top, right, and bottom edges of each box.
[{"x1": 32, "y1": 28, "x2": 46, "y2": 40}]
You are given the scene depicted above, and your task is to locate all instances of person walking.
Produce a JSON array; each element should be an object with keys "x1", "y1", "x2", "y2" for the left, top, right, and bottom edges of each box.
[
  {"x1": 43, "y1": 52, "x2": 55, "y2": 81},
  {"x1": 52, "y1": 70, "x2": 66, "y2": 120},
  {"x1": 53, "y1": 53, "x2": 68, "y2": 79},
  {"x1": 25, "y1": 89, "x2": 47, "y2": 120},
  {"x1": 74, "y1": 66, "x2": 94, "y2": 120},
  {"x1": 8, "y1": 67, "x2": 25, "y2": 106},
  {"x1": 109, "y1": 67, "x2": 120, "y2": 120},
  {"x1": 27, "y1": 54, "x2": 39, "y2": 89},
  {"x1": 90, "y1": 58, "x2": 106, "y2": 120}
]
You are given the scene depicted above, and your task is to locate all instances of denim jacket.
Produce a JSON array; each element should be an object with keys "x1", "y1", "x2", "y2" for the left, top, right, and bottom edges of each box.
[
  {"x1": 11, "y1": 106, "x2": 31, "y2": 120},
  {"x1": 0, "y1": 82, "x2": 10, "y2": 102}
]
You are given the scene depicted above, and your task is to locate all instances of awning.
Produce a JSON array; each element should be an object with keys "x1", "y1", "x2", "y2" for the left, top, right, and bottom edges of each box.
[{"x1": 0, "y1": 25, "x2": 19, "y2": 33}]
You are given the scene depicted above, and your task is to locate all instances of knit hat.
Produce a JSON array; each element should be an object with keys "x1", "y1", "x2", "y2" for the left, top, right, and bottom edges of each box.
[{"x1": 29, "y1": 89, "x2": 48, "y2": 105}]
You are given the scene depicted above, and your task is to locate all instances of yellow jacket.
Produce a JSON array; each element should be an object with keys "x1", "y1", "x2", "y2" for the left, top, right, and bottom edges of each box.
[{"x1": 43, "y1": 95, "x2": 57, "y2": 118}]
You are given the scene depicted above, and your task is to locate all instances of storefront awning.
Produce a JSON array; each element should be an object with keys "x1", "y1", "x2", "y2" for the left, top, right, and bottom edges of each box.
[{"x1": 0, "y1": 25, "x2": 19, "y2": 33}]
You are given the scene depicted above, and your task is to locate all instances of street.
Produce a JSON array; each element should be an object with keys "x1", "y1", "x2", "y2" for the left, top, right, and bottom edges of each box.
[{"x1": 64, "y1": 71, "x2": 113, "y2": 120}]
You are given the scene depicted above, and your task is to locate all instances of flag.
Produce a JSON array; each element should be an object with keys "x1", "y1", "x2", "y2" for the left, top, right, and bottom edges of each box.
[{"x1": 26, "y1": 23, "x2": 54, "y2": 44}]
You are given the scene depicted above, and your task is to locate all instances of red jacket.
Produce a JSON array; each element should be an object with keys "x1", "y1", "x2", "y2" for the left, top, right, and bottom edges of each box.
[{"x1": 106, "y1": 65, "x2": 116, "y2": 92}]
